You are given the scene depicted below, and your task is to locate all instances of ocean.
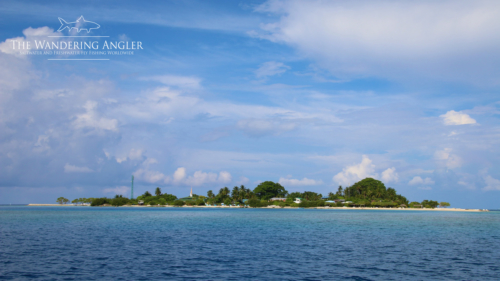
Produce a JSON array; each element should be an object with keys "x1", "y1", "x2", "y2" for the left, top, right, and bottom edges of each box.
[{"x1": 0, "y1": 207, "x2": 499, "y2": 280}]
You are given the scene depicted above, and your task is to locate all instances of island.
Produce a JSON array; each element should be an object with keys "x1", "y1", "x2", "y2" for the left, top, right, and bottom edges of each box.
[{"x1": 29, "y1": 178, "x2": 487, "y2": 212}]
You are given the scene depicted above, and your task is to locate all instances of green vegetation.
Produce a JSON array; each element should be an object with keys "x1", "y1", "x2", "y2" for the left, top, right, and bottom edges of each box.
[
  {"x1": 421, "y1": 200, "x2": 439, "y2": 208},
  {"x1": 439, "y1": 202, "x2": 451, "y2": 208},
  {"x1": 253, "y1": 181, "x2": 288, "y2": 200},
  {"x1": 334, "y1": 178, "x2": 408, "y2": 205},
  {"x1": 56, "y1": 197, "x2": 69, "y2": 204},
  {"x1": 88, "y1": 191, "x2": 178, "y2": 207},
  {"x1": 206, "y1": 185, "x2": 255, "y2": 205},
  {"x1": 66, "y1": 177, "x2": 448, "y2": 209}
]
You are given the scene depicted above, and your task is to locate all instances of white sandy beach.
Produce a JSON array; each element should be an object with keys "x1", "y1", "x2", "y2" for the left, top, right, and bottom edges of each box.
[{"x1": 27, "y1": 204, "x2": 487, "y2": 212}]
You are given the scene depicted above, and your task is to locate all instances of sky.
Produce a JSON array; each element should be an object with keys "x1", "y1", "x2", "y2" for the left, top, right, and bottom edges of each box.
[{"x1": 1, "y1": 0, "x2": 499, "y2": 208}]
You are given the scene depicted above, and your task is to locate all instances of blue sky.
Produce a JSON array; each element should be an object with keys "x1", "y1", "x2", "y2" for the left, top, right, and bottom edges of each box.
[{"x1": 1, "y1": 0, "x2": 500, "y2": 208}]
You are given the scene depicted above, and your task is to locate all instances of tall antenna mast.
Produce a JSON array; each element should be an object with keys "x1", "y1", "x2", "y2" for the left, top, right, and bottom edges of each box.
[{"x1": 131, "y1": 175, "x2": 134, "y2": 199}]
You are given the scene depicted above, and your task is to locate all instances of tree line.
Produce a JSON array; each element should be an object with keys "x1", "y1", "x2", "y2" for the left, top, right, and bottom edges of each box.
[{"x1": 61, "y1": 178, "x2": 450, "y2": 209}]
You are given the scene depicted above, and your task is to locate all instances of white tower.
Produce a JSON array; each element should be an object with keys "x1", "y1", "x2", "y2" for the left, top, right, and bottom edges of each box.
[{"x1": 190, "y1": 187, "x2": 193, "y2": 197}]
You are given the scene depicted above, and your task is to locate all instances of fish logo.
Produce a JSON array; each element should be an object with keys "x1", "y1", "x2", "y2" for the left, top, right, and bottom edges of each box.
[{"x1": 57, "y1": 16, "x2": 100, "y2": 33}]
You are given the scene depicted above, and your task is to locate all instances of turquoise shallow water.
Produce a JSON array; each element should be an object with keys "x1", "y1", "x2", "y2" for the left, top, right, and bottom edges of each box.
[{"x1": 0, "y1": 207, "x2": 499, "y2": 280}]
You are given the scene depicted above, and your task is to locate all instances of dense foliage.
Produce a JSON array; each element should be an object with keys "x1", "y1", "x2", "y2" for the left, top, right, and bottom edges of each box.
[
  {"x1": 253, "y1": 181, "x2": 288, "y2": 200},
  {"x1": 328, "y1": 178, "x2": 409, "y2": 205},
  {"x1": 56, "y1": 197, "x2": 69, "y2": 204},
  {"x1": 136, "y1": 191, "x2": 178, "y2": 205},
  {"x1": 288, "y1": 191, "x2": 323, "y2": 201},
  {"x1": 206, "y1": 185, "x2": 255, "y2": 205},
  {"x1": 72, "y1": 178, "x2": 446, "y2": 209}
]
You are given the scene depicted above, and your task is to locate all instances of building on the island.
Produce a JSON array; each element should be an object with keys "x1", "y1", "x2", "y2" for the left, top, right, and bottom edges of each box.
[
  {"x1": 179, "y1": 188, "x2": 196, "y2": 202},
  {"x1": 138, "y1": 200, "x2": 144, "y2": 205},
  {"x1": 325, "y1": 200, "x2": 336, "y2": 204},
  {"x1": 334, "y1": 199, "x2": 345, "y2": 203},
  {"x1": 294, "y1": 198, "x2": 302, "y2": 204},
  {"x1": 269, "y1": 197, "x2": 287, "y2": 202},
  {"x1": 321, "y1": 196, "x2": 329, "y2": 200}
]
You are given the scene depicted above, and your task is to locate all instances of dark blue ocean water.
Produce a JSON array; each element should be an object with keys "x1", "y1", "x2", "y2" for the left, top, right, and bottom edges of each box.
[{"x1": 0, "y1": 207, "x2": 499, "y2": 280}]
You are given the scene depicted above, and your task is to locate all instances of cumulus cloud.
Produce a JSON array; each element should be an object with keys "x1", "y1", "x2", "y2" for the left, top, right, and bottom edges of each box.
[
  {"x1": 183, "y1": 170, "x2": 232, "y2": 186},
  {"x1": 73, "y1": 101, "x2": 118, "y2": 132},
  {"x1": 253, "y1": 0, "x2": 500, "y2": 84},
  {"x1": 440, "y1": 110, "x2": 476, "y2": 125},
  {"x1": 134, "y1": 167, "x2": 232, "y2": 186},
  {"x1": 173, "y1": 167, "x2": 187, "y2": 182},
  {"x1": 134, "y1": 169, "x2": 170, "y2": 184},
  {"x1": 381, "y1": 167, "x2": 399, "y2": 183},
  {"x1": 434, "y1": 148, "x2": 463, "y2": 169},
  {"x1": 0, "y1": 27, "x2": 59, "y2": 57},
  {"x1": 409, "y1": 176, "x2": 435, "y2": 185},
  {"x1": 483, "y1": 175, "x2": 500, "y2": 191},
  {"x1": 255, "y1": 61, "x2": 290, "y2": 78},
  {"x1": 64, "y1": 164, "x2": 93, "y2": 173},
  {"x1": 279, "y1": 177, "x2": 323, "y2": 186},
  {"x1": 333, "y1": 155, "x2": 378, "y2": 186}
]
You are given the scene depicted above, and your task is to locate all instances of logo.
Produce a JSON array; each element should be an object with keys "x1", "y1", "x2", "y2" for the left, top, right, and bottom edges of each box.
[{"x1": 57, "y1": 16, "x2": 100, "y2": 33}]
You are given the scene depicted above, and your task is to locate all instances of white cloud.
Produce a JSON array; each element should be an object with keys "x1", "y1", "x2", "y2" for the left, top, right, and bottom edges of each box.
[
  {"x1": 134, "y1": 169, "x2": 170, "y2": 184},
  {"x1": 103, "y1": 186, "x2": 129, "y2": 195},
  {"x1": 434, "y1": 148, "x2": 463, "y2": 169},
  {"x1": 0, "y1": 27, "x2": 59, "y2": 57},
  {"x1": 279, "y1": 177, "x2": 323, "y2": 186},
  {"x1": 255, "y1": 61, "x2": 290, "y2": 78},
  {"x1": 218, "y1": 171, "x2": 232, "y2": 183},
  {"x1": 381, "y1": 167, "x2": 399, "y2": 183},
  {"x1": 440, "y1": 110, "x2": 476, "y2": 125},
  {"x1": 333, "y1": 155, "x2": 378, "y2": 186},
  {"x1": 73, "y1": 101, "x2": 118, "y2": 132},
  {"x1": 409, "y1": 176, "x2": 435, "y2": 185},
  {"x1": 483, "y1": 175, "x2": 500, "y2": 191},
  {"x1": 253, "y1": 0, "x2": 500, "y2": 84},
  {"x1": 135, "y1": 166, "x2": 232, "y2": 186},
  {"x1": 64, "y1": 163, "x2": 93, "y2": 173},
  {"x1": 183, "y1": 170, "x2": 231, "y2": 186},
  {"x1": 173, "y1": 167, "x2": 187, "y2": 182},
  {"x1": 141, "y1": 75, "x2": 201, "y2": 89}
]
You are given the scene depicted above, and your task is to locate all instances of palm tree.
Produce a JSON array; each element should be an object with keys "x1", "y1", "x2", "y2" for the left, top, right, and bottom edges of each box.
[
  {"x1": 337, "y1": 186, "x2": 343, "y2": 196},
  {"x1": 207, "y1": 190, "x2": 214, "y2": 198},
  {"x1": 223, "y1": 186, "x2": 230, "y2": 197},
  {"x1": 155, "y1": 187, "x2": 162, "y2": 197},
  {"x1": 232, "y1": 186, "x2": 239, "y2": 200},
  {"x1": 239, "y1": 185, "x2": 246, "y2": 199}
]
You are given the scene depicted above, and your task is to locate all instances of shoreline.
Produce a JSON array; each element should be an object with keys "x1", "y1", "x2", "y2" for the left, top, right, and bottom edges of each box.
[{"x1": 26, "y1": 204, "x2": 488, "y2": 212}]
